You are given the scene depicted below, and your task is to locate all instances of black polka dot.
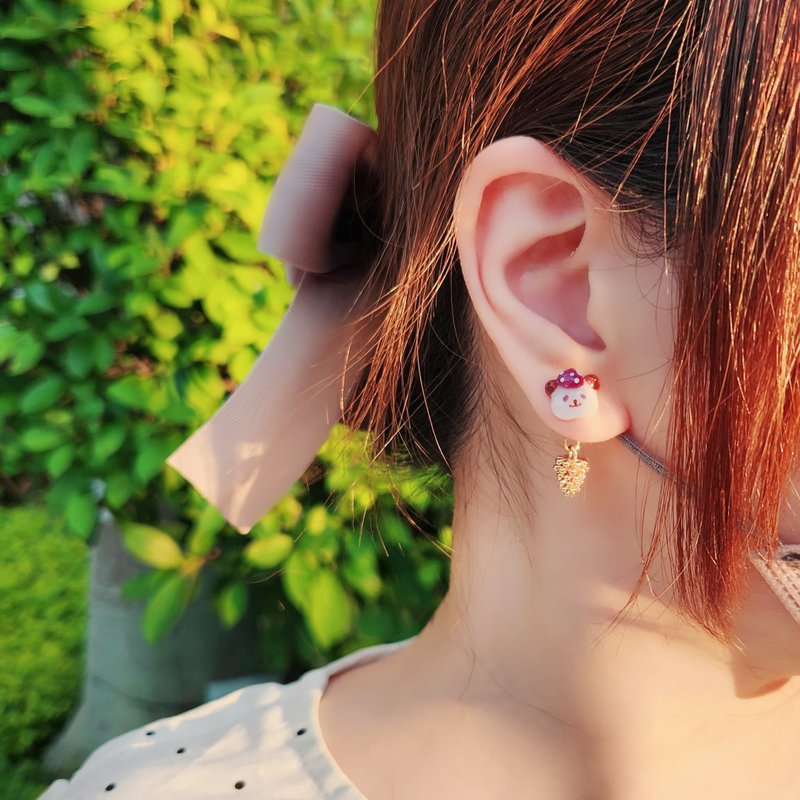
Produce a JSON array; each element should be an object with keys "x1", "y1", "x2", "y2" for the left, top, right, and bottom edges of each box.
[
  {"x1": 234, "y1": 780, "x2": 246, "y2": 789},
  {"x1": 176, "y1": 747, "x2": 186, "y2": 754},
  {"x1": 105, "y1": 784, "x2": 116, "y2": 791},
  {"x1": 145, "y1": 730, "x2": 156, "y2": 736},
  {"x1": 296, "y1": 728, "x2": 307, "y2": 736}
]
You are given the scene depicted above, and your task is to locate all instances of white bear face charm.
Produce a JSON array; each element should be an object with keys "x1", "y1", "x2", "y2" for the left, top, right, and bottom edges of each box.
[{"x1": 545, "y1": 368, "x2": 600, "y2": 421}]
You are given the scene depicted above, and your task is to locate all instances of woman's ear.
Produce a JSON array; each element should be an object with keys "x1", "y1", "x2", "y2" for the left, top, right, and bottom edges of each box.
[{"x1": 454, "y1": 136, "x2": 633, "y2": 444}]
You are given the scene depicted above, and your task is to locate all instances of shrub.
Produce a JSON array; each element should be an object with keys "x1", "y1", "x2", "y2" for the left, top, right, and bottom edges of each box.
[
  {"x1": 0, "y1": 755, "x2": 50, "y2": 800},
  {"x1": 0, "y1": 0, "x2": 451, "y2": 674},
  {"x1": 0, "y1": 506, "x2": 88, "y2": 760}
]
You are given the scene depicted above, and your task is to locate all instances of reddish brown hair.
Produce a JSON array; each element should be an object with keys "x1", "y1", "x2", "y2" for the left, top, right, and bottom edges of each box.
[{"x1": 341, "y1": 0, "x2": 800, "y2": 640}]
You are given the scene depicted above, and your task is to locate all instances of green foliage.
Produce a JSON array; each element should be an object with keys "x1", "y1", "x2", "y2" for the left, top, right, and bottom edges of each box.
[
  {"x1": 0, "y1": 755, "x2": 50, "y2": 800},
  {"x1": 0, "y1": 506, "x2": 88, "y2": 760},
  {"x1": 0, "y1": 0, "x2": 453, "y2": 681}
]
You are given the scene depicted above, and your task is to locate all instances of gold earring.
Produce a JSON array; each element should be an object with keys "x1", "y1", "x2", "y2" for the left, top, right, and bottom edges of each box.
[
  {"x1": 554, "y1": 439, "x2": 589, "y2": 497},
  {"x1": 544, "y1": 368, "x2": 599, "y2": 496}
]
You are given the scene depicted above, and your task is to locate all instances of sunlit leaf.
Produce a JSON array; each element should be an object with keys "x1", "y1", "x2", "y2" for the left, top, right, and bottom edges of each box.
[{"x1": 121, "y1": 522, "x2": 184, "y2": 569}]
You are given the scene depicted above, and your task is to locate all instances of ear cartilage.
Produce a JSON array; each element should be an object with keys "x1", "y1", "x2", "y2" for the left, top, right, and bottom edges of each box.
[{"x1": 544, "y1": 367, "x2": 600, "y2": 421}]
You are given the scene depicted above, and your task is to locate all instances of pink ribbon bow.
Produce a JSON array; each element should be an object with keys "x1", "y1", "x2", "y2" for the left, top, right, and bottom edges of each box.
[{"x1": 166, "y1": 104, "x2": 378, "y2": 533}]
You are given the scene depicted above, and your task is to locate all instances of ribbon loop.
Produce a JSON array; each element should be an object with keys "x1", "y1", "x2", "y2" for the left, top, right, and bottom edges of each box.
[
  {"x1": 259, "y1": 103, "x2": 378, "y2": 284},
  {"x1": 166, "y1": 104, "x2": 379, "y2": 533}
]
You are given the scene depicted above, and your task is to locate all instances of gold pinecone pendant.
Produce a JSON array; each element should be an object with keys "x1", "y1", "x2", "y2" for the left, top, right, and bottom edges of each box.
[{"x1": 554, "y1": 440, "x2": 589, "y2": 497}]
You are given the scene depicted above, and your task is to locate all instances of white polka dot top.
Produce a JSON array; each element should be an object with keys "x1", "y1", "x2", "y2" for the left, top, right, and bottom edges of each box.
[{"x1": 38, "y1": 636, "x2": 417, "y2": 800}]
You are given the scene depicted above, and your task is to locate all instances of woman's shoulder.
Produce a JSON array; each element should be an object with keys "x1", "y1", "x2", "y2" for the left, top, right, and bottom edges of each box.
[{"x1": 38, "y1": 637, "x2": 416, "y2": 800}]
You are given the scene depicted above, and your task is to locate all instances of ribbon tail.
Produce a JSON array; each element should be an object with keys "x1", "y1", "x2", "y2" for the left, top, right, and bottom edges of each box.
[{"x1": 166, "y1": 271, "x2": 371, "y2": 533}]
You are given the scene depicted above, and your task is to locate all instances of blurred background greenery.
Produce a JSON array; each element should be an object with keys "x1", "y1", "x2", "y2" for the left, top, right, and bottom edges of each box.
[{"x1": 0, "y1": 0, "x2": 453, "y2": 795}]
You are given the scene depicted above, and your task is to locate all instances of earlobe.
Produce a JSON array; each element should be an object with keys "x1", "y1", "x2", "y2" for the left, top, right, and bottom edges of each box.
[{"x1": 454, "y1": 136, "x2": 630, "y2": 444}]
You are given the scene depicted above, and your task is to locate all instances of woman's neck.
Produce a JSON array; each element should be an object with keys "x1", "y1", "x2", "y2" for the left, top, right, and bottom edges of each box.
[{"x1": 397, "y1": 427, "x2": 800, "y2": 797}]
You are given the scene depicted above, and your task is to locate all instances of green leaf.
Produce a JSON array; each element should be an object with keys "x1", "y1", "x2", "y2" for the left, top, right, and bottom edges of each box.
[
  {"x1": 355, "y1": 607, "x2": 396, "y2": 640},
  {"x1": 43, "y1": 315, "x2": 90, "y2": 341},
  {"x1": 170, "y1": 36, "x2": 208, "y2": 77},
  {"x1": 416, "y1": 559, "x2": 442, "y2": 589},
  {"x1": 378, "y1": 512, "x2": 413, "y2": 547},
  {"x1": 305, "y1": 570, "x2": 351, "y2": 649},
  {"x1": 243, "y1": 534, "x2": 294, "y2": 569},
  {"x1": 121, "y1": 568, "x2": 171, "y2": 601},
  {"x1": 300, "y1": 528, "x2": 340, "y2": 564},
  {"x1": 149, "y1": 337, "x2": 178, "y2": 363},
  {"x1": 19, "y1": 375, "x2": 65, "y2": 414},
  {"x1": 75, "y1": 291, "x2": 117, "y2": 316},
  {"x1": 81, "y1": 0, "x2": 135, "y2": 11},
  {"x1": 9, "y1": 332, "x2": 44, "y2": 375},
  {"x1": 107, "y1": 375, "x2": 168, "y2": 413},
  {"x1": 0, "y1": 325, "x2": 19, "y2": 362},
  {"x1": 64, "y1": 336, "x2": 94, "y2": 379},
  {"x1": 72, "y1": 389, "x2": 104, "y2": 420},
  {"x1": 30, "y1": 142, "x2": 57, "y2": 182},
  {"x1": 142, "y1": 572, "x2": 193, "y2": 643},
  {"x1": 45, "y1": 444, "x2": 74, "y2": 478},
  {"x1": 228, "y1": 347, "x2": 257, "y2": 382},
  {"x1": 281, "y1": 549, "x2": 319, "y2": 614},
  {"x1": 0, "y1": 20, "x2": 51, "y2": 40},
  {"x1": 341, "y1": 538, "x2": 381, "y2": 600},
  {"x1": 25, "y1": 282, "x2": 59, "y2": 315},
  {"x1": 91, "y1": 336, "x2": 116, "y2": 372},
  {"x1": 306, "y1": 505, "x2": 328, "y2": 534},
  {"x1": 0, "y1": 125, "x2": 34, "y2": 161},
  {"x1": 105, "y1": 472, "x2": 134, "y2": 509},
  {"x1": 106, "y1": 375, "x2": 149, "y2": 409},
  {"x1": 65, "y1": 493, "x2": 96, "y2": 539},
  {"x1": 183, "y1": 365, "x2": 226, "y2": 418},
  {"x1": 90, "y1": 424, "x2": 126, "y2": 463},
  {"x1": 133, "y1": 438, "x2": 172, "y2": 484},
  {"x1": 46, "y1": 472, "x2": 85, "y2": 515},
  {"x1": 8, "y1": 71, "x2": 36, "y2": 97},
  {"x1": 66, "y1": 127, "x2": 97, "y2": 176},
  {"x1": 10, "y1": 95, "x2": 59, "y2": 118},
  {"x1": 20, "y1": 426, "x2": 65, "y2": 452},
  {"x1": 166, "y1": 206, "x2": 204, "y2": 249},
  {"x1": 438, "y1": 525, "x2": 453, "y2": 551},
  {"x1": 121, "y1": 522, "x2": 184, "y2": 569},
  {"x1": 127, "y1": 73, "x2": 165, "y2": 110},
  {"x1": 148, "y1": 310, "x2": 182, "y2": 340},
  {"x1": 157, "y1": 0, "x2": 183, "y2": 28},
  {"x1": 215, "y1": 230, "x2": 261, "y2": 263},
  {"x1": 215, "y1": 581, "x2": 248, "y2": 628},
  {"x1": 158, "y1": 277, "x2": 193, "y2": 308},
  {"x1": 0, "y1": 48, "x2": 34, "y2": 71},
  {"x1": 50, "y1": 109, "x2": 76, "y2": 129},
  {"x1": 187, "y1": 503, "x2": 225, "y2": 556}
]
